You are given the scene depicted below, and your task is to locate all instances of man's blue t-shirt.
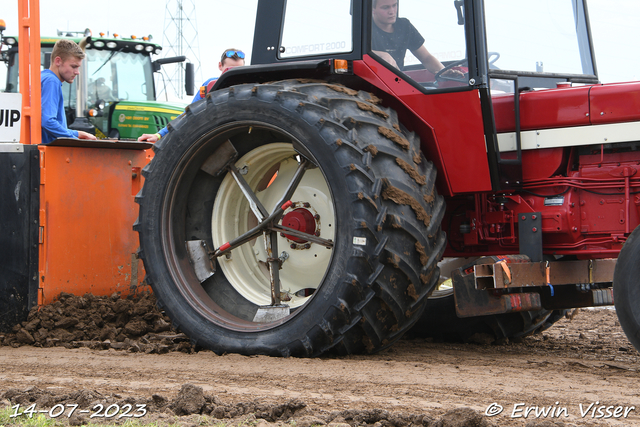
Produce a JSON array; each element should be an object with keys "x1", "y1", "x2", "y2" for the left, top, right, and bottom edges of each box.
[{"x1": 41, "y1": 69, "x2": 79, "y2": 144}]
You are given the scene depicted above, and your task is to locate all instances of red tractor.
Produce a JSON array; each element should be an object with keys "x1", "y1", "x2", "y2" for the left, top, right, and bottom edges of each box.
[
  {"x1": 7, "y1": 0, "x2": 638, "y2": 357},
  {"x1": 134, "y1": 0, "x2": 640, "y2": 356}
]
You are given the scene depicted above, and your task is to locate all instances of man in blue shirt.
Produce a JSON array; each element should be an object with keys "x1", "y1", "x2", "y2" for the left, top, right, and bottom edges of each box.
[
  {"x1": 41, "y1": 39, "x2": 97, "y2": 144},
  {"x1": 138, "y1": 48, "x2": 246, "y2": 143}
]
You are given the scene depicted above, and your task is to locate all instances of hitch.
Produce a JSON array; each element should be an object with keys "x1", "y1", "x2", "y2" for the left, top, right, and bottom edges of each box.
[{"x1": 453, "y1": 256, "x2": 616, "y2": 318}]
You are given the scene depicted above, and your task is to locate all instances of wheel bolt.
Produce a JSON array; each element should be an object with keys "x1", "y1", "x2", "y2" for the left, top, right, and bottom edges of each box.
[
  {"x1": 315, "y1": 230, "x2": 321, "y2": 236},
  {"x1": 290, "y1": 244, "x2": 297, "y2": 249},
  {"x1": 280, "y1": 233, "x2": 286, "y2": 237},
  {"x1": 303, "y1": 202, "x2": 311, "y2": 208},
  {"x1": 314, "y1": 214, "x2": 320, "y2": 220},
  {"x1": 304, "y1": 243, "x2": 311, "y2": 249}
]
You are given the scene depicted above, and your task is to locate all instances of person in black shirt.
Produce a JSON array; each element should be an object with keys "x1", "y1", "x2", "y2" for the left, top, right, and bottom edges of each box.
[{"x1": 372, "y1": 0, "x2": 463, "y2": 78}]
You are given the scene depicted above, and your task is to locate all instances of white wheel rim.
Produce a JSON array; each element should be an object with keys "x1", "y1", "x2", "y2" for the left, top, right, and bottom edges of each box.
[{"x1": 211, "y1": 143, "x2": 335, "y2": 309}]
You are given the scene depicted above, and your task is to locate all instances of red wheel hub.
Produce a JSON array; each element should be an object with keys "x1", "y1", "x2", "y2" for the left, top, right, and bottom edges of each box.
[{"x1": 282, "y1": 208, "x2": 316, "y2": 243}]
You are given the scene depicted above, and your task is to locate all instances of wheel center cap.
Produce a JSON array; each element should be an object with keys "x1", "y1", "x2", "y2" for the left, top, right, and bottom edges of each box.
[{"x1": 282, "y1": 208, "x2": 316, "y2": 243}]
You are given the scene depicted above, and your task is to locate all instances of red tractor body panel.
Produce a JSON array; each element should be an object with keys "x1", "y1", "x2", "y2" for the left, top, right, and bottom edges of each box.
[
  {"x1": 493, "y1": 86, "x2": 591, "y2": 133},
  {"x1": 589, "y1": 82, "x2": 640, "y2": 125},
  {"x1": 493, "y1": 81, "x2": 640, "y2": 133},
  {"x1": 355, "y1": 56, "x2": 493, "y2": 196}
]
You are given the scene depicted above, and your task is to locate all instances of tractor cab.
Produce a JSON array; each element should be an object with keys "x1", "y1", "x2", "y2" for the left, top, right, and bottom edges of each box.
[
  {"x1": 250, "y1": 0, "x2": 597, "y2": 88},
  {"x1": 234, "y1": 0, "x2": 600, "y2": 195}
]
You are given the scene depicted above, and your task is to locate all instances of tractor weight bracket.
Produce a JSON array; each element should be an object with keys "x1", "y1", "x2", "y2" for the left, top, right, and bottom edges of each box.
[
  {"x1": 453, "y1": 258, "x2": 617, "y2": 317},
  {"x1": 186, "y1": 240, "x2": 216, "y2": 283}
]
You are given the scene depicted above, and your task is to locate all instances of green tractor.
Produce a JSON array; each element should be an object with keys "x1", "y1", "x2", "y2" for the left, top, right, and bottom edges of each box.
[{"x1": 0, "y1": 27, "x2": 193, "y2": 140}]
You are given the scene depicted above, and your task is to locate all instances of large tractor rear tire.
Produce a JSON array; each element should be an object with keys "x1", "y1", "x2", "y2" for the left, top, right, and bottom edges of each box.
[
  {"x1": 135, "y1": 80, "x2": 446, "y2": 356},
  {"x1": 613, "y1": 225, "x2": 640, "y2": 353}
]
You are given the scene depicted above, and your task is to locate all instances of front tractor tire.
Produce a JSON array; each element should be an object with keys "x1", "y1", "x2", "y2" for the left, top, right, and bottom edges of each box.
[
  {"x1": 614, "y1": 225, "x2": 640, "y2": 353},
  {"x1": 135, "y1": 80, "x2": 446, "y2": 356}
]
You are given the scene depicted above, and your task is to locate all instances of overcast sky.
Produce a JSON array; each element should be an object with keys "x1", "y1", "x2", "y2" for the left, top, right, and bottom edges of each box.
[{"x1": 2, "y1": 0, "x2": 639, "y2": 101}]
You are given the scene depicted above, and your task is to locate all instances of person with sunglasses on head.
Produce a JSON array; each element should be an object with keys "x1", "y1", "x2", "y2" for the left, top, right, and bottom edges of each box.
[{"x1": 138, "y1": 48, "x2": 246, "y2": 143}]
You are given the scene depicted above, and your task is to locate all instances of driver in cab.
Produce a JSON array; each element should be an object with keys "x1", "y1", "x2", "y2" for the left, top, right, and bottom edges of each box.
[{"x1": 371, "y1": 0, "x2": 464, "y2": 79}]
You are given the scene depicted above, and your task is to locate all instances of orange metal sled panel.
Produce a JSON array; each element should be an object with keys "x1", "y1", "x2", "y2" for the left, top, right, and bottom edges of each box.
[{"x1": 38, "y1": 142, "x2": 153, "y2": 305}]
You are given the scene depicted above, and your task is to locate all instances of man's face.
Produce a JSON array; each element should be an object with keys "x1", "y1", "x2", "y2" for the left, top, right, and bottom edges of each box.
[
  {"x1": 373, "y1": 0, "x2": 398, "y2": 27},
  {"x1": 56, "y1": 56, "x2": 82, "y2": 84},
  {"x1": 219, "y1": 57, "x2": 245, "y2": 72}
]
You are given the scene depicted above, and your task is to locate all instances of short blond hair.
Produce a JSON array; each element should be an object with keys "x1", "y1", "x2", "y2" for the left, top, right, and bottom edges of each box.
[{"x1": 51, "y1": 39, "x2": 85, "y2": 63}]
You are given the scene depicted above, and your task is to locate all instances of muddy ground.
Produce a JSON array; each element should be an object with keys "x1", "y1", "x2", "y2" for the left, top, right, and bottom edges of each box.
[{"x1": 0, "y1": 294, "x2": 638, "y2": 427}]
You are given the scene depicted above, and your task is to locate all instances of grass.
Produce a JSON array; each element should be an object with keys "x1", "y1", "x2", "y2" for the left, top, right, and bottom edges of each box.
[
  {"x1": 0, "y1": 406, "x2": 182, "y2": 427},
  {"x1": 0, "y1": 406, "x2": 63, "y2": 427}
]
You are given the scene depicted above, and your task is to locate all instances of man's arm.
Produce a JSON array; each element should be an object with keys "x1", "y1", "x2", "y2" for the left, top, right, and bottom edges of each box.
[
  {"x1": 138, "y1": 128, "x2": 166, "y2": 143},
  {"x1": 413, "y1": 45, "x2": 465, "y2": 79},
  {"x1": 412, "y1": 45, "x2": 445, "y2": 74},
  {"x1": 372, "y1": 50, "x2": 399, "y2": 69}
]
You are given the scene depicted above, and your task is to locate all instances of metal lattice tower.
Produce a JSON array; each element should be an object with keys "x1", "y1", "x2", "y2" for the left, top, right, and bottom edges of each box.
[{"x1": 158, "y1": 0, "x2": 202, "y2": 100}]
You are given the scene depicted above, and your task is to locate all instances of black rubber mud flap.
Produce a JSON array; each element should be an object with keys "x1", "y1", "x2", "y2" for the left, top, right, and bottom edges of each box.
[{"x1": 0, "y1": 145, "x2": 40, "y2": 332}]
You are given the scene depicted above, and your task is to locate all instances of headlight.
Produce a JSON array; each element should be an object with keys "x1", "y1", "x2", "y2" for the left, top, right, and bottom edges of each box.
[
  {"x1": 106, "y1": 41, "x2": 117, "y2": 49},
  {"x1": 135, "y1": 44, "x2": 144, "y2": 51},
  {"x1": 93, "y1": 41, "x2": 105, "y2": 48}
]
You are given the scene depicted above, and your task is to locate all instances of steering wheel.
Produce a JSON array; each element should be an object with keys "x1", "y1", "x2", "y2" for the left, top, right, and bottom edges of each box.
[
  {"x1": 434, "y1": 58, "x2": 468, "y2": 83},
  {"x1": 434, "y1": 51, "x2": 501, "y2": 83}
]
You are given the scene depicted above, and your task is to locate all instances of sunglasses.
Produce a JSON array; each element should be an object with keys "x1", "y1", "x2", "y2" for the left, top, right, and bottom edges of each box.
[{"x1": 222, "y1": 50, "x2": 245, "y2": 61}]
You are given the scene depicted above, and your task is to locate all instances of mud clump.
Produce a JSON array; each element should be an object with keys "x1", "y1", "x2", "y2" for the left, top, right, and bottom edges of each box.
[
  {"x1": 0, "y1": 292, "x2": 195, "y2": 353},
  {"x1": 378, "y1": 127, "x2": 410, "y2": 150},
  {"x1": 396, "y1": 158, "x2": 426, "y2": 185},
  {"x1": 415, "y1": 242, "x2": 429, "y2": 266},
  {"x1": 171, "y1": 384, "x2": 207, "y2": 416},
  {"x1": 432, "y1": 407, "x2": 492, "y2": 427},
  {"x1": 356, "y1": 101, "x2": 390, "y2": 119},
  {"x1": 381, "y1": 183, "x2": 432, "y2": 227},
  {"x1": 326, "y1": 84, "x2": 359, "y2": 96}
]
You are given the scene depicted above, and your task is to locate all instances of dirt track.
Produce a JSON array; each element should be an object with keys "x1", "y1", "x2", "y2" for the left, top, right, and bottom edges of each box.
[{"x1": 0, "y1": 307, "x2": 638, "y2": 426}]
